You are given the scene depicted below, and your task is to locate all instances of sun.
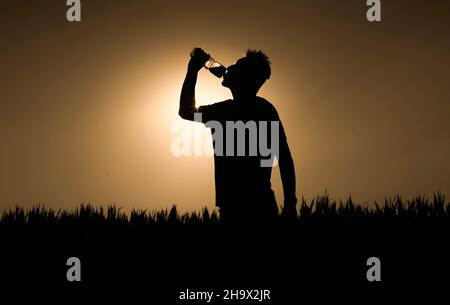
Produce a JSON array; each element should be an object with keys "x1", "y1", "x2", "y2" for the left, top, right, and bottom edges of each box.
[
  {"x1": 134, "y1": 65, "x2": 232, "y2": 161},
  {"x1": 143, "y1": 66, "x2": 231, "y2": 127},
  {"x1": 194, "y1": 71, "x2": 231, "y2": 107}
]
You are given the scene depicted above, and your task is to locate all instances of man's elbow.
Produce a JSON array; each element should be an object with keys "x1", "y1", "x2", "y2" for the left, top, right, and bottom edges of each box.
[
  {"x1": 178, "y1": 109, "x2": 194, "y2": 121},
  {"x1": 178, "y1": 109, "x2": 187, "y2": 120}
]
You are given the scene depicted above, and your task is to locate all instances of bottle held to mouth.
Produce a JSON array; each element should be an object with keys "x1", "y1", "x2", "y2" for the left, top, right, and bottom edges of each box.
[
  {"x1": 204, "y1": 58, "x2": 227, "y2": 78},
  {"x1": 190, "y1": 49, "x2": 227, "y2": 78}
]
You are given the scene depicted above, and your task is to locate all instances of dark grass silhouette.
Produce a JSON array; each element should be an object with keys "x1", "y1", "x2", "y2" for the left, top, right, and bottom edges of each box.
[
  {"x1": 2, "y1": 193, "x2": 448, "y2": 225},
  {"x1": 1, "y1": 194, "x2": 449, "y2": 302}
]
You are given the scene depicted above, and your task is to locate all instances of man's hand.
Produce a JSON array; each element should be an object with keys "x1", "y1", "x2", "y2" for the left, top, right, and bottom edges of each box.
[{"x1": 188, "y1": 48, "x2": 210, "y2": 72}]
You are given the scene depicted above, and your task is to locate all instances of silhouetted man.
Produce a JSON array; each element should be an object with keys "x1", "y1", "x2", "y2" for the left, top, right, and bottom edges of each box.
[{"x1": 179, "y1": 48, "x2": 297, "y2": 223}]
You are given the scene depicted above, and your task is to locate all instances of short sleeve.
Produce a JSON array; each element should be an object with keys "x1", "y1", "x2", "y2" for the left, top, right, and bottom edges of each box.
[
  {"x1": 261, "y1": 99, "x2": 287, "y2": 142},
  {"x1": 197, "y1": 104, "x2": 215, "y2": 123},
  {"x1": 197, "y1": 100, "x2": 231, "y2": 124}
]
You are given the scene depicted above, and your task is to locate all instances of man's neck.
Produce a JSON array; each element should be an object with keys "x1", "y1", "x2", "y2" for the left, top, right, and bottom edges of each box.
[{"x1": 231, "y1": 89, "x2": 257, "y2": 102}]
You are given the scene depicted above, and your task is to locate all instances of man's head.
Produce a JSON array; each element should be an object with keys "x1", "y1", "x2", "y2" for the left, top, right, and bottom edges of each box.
[{"x1": 222, "y1": 50, "x2": 271, "y2": 95}]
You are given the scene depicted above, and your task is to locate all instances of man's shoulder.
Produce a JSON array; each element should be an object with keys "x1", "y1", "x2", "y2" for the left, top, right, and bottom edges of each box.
[
  {"x1": 212, "y1": 99, "x2": 234, "y2": 105},
  {"x1": 199, "y1": 99, "x2": 233, "y2": 111},
  {"x1": 256, "y1": 96, "x2": 279, "y2": 116},
  {"x1": 197, "y1": 99, "x2": 233, "y2": 123}
]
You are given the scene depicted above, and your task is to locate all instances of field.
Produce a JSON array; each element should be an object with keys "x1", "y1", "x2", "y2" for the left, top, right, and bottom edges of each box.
[{"x1": 1, "y1": 194, "x2": 449, "y2": 302}]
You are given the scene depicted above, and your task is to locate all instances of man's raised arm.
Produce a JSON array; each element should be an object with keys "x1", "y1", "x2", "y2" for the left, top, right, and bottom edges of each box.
[{"x1": 179, "y1": 48, "x2": 209, "y2": 121}]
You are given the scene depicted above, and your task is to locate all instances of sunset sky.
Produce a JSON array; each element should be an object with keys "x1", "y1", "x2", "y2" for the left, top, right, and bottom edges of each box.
[{"x1": 1, "y1": 0, "x2": 449, "y2": 212}]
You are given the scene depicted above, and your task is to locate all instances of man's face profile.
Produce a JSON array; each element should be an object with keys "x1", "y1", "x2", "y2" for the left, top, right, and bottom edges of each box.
[{"x1": 221, "y1": 58, "x2": 249, "y2": 90}]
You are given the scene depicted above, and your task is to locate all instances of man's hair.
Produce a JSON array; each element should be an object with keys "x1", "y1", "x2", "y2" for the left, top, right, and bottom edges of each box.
[{"x1": 243, "y1": 49, "x2": 271, "y2": 91}]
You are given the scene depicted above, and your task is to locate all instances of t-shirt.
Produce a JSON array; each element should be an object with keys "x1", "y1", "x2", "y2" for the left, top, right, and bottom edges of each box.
[{"x1": 197, "y1": 97, "x2": 287, "y2": 211}]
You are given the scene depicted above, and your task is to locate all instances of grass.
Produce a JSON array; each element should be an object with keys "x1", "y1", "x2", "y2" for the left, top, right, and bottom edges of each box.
[
  {"x1": 0, "y1": 204, "x2": 220, "y2": 225},
  {"x1": 1, "y1": 192, "x2": 448, "y2": 225},
  {"x1": 1, "y1": 193, "x2": 449, "y2": 298}
]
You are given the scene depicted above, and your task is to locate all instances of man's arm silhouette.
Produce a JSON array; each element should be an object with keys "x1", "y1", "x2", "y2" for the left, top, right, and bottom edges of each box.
[
  {"x1": 278, "y1": 123, "x2": 297, "y2": 219},
  {"x1": 179, "y1": 48, "x2": 209, "y2": 121}
]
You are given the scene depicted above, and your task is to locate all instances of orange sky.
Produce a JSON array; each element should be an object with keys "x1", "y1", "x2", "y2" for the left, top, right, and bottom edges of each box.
[{"x1": 1, "y1": 0, "x2": 449, "y2": 212}]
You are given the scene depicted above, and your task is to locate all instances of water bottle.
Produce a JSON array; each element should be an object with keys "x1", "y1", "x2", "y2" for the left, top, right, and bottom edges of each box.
[
  {"x1": 190, "y1": 49, "x2": 227, "y2": 78},
  {"x1": 204, "y1": 57, "x2": 227, "y2": 78}
]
